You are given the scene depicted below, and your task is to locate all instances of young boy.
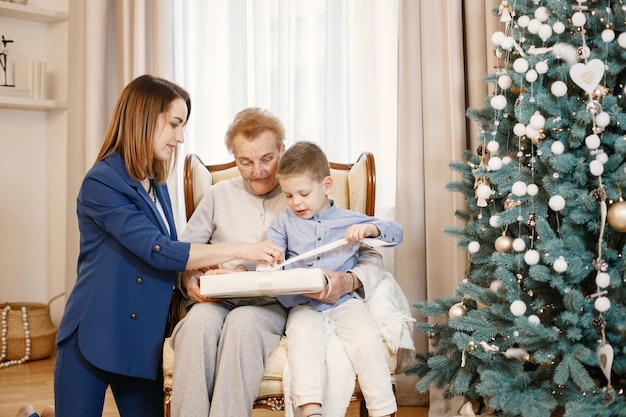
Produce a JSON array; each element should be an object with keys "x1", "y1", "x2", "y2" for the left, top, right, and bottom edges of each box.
[{"x1": 266, "y1": 141, "x2": 402, "y2": 417}]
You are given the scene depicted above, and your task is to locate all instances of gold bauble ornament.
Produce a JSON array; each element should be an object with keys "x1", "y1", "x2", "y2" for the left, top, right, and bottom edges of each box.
[
  {"x1": 495, "y1": 235, "x2": 513, "y2": 253},
  {"x1": 607, "y1": 200, "x2": 626, "y2": 232},
  {"x1": 448, "y1": 302, "x2": 467, "y2": 319}
]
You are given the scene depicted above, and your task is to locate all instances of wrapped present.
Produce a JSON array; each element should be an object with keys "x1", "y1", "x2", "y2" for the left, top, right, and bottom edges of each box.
[{"x1": 200, "y1": 268, "x2": 327, "y2": 298}]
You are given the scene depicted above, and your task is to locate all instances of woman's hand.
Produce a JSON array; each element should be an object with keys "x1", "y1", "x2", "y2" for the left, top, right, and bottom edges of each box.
[{"x1": 239, "y1": 239, "x2": 284, "y2": 265}]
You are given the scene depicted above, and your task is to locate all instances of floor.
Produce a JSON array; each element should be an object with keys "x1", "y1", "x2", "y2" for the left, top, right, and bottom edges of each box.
[{"x1": 0, "y1": 355, "x2": 429, "y2": 417}]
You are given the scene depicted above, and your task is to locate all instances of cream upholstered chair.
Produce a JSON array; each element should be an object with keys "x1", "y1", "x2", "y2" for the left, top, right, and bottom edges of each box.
[{"x1": 163, "y1": 152, "x2": 399, "y2": 417}]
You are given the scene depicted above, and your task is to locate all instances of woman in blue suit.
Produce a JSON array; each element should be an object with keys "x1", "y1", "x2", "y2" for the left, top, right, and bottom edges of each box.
[{"x1": 52, "y1": 75, "x2": 283, "y2": 417}]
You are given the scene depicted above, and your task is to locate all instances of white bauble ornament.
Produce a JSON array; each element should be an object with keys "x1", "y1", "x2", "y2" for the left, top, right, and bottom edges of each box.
[
  {"x1": 517, "y1": 15, "x2": 530, "y2": 28},
  {"x1": 549, "y1": 195, "x2": 566, "y2": 211},
  {"x1": 596, "y1": 272, "x2": 611, "y2": 289},
  {"x1": 510, "y1": 300, "x2": 527, "y2": 316},
  {"x1": 529, "y1": 112, "x2": 545, "y2": 129},
  {"x1": 596, "y1": 111, "x2": 610, "y2": 128},
  {"x1": 619, "y1": 32, "x2": 626, "y2": 49},
  {"x1": 589, "y1": 160, "x2": 605, "y2": 177},
  {"x1": 535, "y1": 6, "x2": 549, "y2": 22},
  {"x1": 585, "y1": 134, "x2": 601, "y2": 150},
  {"x1": 468, "y1": 241, "x2": 480, "y2": 253},
  {"x1": 487, "y1": 140, "x2": 500, "y2": 153},
  {"x1": 511, "y1": 181, "x2": 527, "y2": 197},
  {"x1": 448, "y1": 302, "x2": 467, "y2": 319},
  {"x1": 512, "y1": 238, "x2": 526, "y2": 252},
  {"x1": 489, "y1": 215, "x2": 502, "y2": 228},
  {"x1": 488, "y1": 156, "x2": 503, "y2": 171},
  {"x1": 571, "y1": 12, "x2": 586, "y2": 27},
  {"x1": 476, "y1": 184, "x2": 492, "y2": 200},
  {"x1": 553, "y1": 256, "x2": 568, "y2": 273},
  {"x1": 513, "y1": 123, "x2": 527, "y2": 137},
  {"x1": 535, "y1": 61, "x2": 548, "y2": 74},
  {"x1": 491, "y1": 95, "x2": 507, "y2": 110},
  {"x1": 491, "y1": 31, "x2": 506, "y2": 46},
  {"x1": 553, "y1": 21, "x2": 565, "y2": 34},
  {"x1": 502, "y1": 156, "x2": 513, "y2": 165},
  {"x1": 551, "y1": 81, "x2": 567, "y2": 97},
  {"x1": 602, "y1": 29, "x2": 615, "y2": 43},
  {"x1": 607, "y1": 200, "x2": 626, "y2": 232},
  {"x1": 551, "y1": 141, "x2": 565, "y2": 154},
  {"x1": 525, "y1": 125, "x2": 540, "y2": 139},
  {"x1": 524, "y1": 249, "x2": 540, "y2": 265},
  {"x1": 495, "y1": 235, "x2": 513, "y2": 253},
  {"x1": 513, "y1": 58, "x2": 529, "y2": 73},
  {"x1": 594, "y1": 296, "x2": 611, "y2": 313},
  {"x1": 498, "y1": 75, "x2": 512, "y2": 90},
  {"x1": 527, "y1": 183, "x2": 539, "y2": 196},
  {"x1": 538, "y1": 24, "x2": 552, "y2": 42},
  {"x1": 528, "y1": 314, "x2": 540, "y2": 325}
]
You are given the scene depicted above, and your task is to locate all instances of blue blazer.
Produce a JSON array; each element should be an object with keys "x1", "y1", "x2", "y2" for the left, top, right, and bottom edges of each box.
[{"x1": 56, "y1": 152, "x2": 191, "y2": 380}]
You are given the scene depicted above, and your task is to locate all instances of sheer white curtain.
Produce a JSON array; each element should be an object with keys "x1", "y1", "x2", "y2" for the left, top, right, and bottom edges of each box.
[{"x1": 172, "y1": 0, "x2": 399, "y2": 228}]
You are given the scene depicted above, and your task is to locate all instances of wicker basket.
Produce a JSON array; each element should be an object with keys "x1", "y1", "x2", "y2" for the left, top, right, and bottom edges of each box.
[{"x1": 0, "y1": 293, "x2": 64, "y2": 361}]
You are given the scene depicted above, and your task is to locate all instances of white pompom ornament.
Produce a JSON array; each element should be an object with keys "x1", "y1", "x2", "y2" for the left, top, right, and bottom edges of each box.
[
  {"x1": 596, "y1": 272, "x2": 611, "y2": 289},
  {"x1": 524, "y1": 249, "x2": 540, "y2": 265},
  {"x1": 526, "y1": 69, "x2": 538, "y2": 83},
  {"x1": 619, "y1": 33, "x2": 626, "y2": 49},
  {"x1": 487, "y1": 140, "x2": 500, "y2": 153},
  {"x1": 512, "y1": 238, "x2": 526, "y2": 252},
  {"x1": 548, "y1": 195, "x2": 566, "y2": 211},
  {"x1": 527, "y1": 18, "x2": 542, "y2": 34},
  {"x1": 491, "y1": 95, "x2": 507, "y2": 110},
  {"x1": 513, "y1": 123, "x2": 527, "y2": 137},
  {"x1": 551, "y1": 81, "x2": 567, "y2": 97},
  {"x1": 488, "y1": 156, "x2": 503, "y2": 171},
  {"x1": 491, "y1": 31, "x2": 506, "y2": 46},
  {"x1": 468, "y1": 241, "x2": 480, "y2": 254},
  {"x1": 490, "y1": 280, "x2": 503, "y2": 292},
  {"x1": 585, "y1": 134, "x2": 601, "y2": 150},
  {"x1": 513, "y1": 58, "x2": 529, "y2": 73},
  {"x1": 526, "y1": 183, "x2": 539, "y2": 196},
  {"x1": 511, "y1": 181, "x2": 527, "y2": 197},
  {"x1": 571, "y1": 12, "x2": 586, "y2": 27},
  {"x1": 602, "y1": 29, "x2": 615, "y2": 43},
  {"x1": 489, "y1": 215, "x2": 502, "y2": 228},
  {"x1": 553, "y1": 256, "x2": 568, "y2": 273},
  {"x1": 535, "y1": 6, "x2": 549, "y2": 22},
  {"x1": 596, "y1": 111, "x2": 610, "y2": 128},
  {"x1": 594, "y1": 296, "x2": 611, "y2": 313},
  {"x1": 589, "y1": 160, "x2": 605, "y2": 176},
  {"x1": 528, "y1": 315, "x2": 540, "y2": 325},
  {"x1": 510, "y1": 300, "x2": 527, "y2": 316},
  {"x1": 529, "y1": 112, "x2": 545, "y2": 129},
  {"x1": 498, "y1": 75, "x2": 512, "y2": 90},
  {"x1": 551, "y1": 141, "x2": 565, "y2": 155},
  {"x1": 553, "y1": 21, "x2": 565, "y2": 34},
  {"x1": 517, "y1": 15, "x2": 530, "y2": 28},
  {"x1": 535, "y1": 61, "x2": 548, "y2": 74}
]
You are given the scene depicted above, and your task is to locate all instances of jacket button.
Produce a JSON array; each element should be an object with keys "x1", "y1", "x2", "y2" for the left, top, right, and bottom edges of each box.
[
  {"x1": 136, "y1": 277, "x2": 143, "y2": 284},
  {"x1": 130, "y1": 313, "x2": 137, "y2": 319},
  {"x1": 153, "y1": 244, "x2": 161, "y2": 252}
]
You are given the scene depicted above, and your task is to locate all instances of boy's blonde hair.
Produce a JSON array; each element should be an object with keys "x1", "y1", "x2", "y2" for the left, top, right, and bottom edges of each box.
[{"x1": 277, "y1": 141, "x2": 330, "y2": 181}]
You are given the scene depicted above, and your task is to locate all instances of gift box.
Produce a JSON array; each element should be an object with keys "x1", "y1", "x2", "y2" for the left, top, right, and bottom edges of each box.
[{"x1": 200, "y1": 268, "x2": 327, "y2": 298}]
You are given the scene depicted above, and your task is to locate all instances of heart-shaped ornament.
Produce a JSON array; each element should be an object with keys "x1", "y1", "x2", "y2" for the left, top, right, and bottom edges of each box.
[
  {"x1": 596, "y1": 343, "x2": 614, "y2": 383},
  {"x1": 570, "y1": 59, "x2": 605, "y2": 93}
]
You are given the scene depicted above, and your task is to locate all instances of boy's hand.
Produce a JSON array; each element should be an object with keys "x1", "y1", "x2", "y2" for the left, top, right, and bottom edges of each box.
[{"x1": 345, "y1": 223, "x2": 380, "y2": 241}]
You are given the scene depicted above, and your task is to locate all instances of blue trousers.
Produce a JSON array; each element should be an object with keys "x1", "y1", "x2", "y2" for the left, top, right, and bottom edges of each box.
[{"x1": 53, "y1": 330, "x2": 163, "y2": 417}]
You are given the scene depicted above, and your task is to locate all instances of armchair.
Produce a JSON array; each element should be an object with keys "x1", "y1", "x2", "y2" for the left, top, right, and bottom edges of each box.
[{"x1": 163, "y1": 151, "x2": 404, "y2": 417}]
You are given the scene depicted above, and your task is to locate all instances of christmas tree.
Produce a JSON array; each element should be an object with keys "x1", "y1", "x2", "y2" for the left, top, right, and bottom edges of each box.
[{"x1": 408, "y1": 1, "x2": 626, "y2": 416}]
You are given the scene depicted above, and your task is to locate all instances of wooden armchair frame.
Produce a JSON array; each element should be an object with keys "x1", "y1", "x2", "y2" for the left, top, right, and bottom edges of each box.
[{"x1": 165, "y1": 152, "x2": 388, "y2": 417}]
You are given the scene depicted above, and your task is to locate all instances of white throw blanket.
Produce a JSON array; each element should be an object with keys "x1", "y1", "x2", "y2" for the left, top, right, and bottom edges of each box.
[{"x1": 283, "y1": 272, "x2": 416, "y2": 417}]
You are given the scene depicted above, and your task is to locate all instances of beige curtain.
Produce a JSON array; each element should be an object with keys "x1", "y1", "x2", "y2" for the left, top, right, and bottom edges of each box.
[
  {"x1": 395, "y1": 0, "x2": 498, "y2": 412},
  {"x1": 65, "y1": 0, "x2": 176, "y2": 293}
]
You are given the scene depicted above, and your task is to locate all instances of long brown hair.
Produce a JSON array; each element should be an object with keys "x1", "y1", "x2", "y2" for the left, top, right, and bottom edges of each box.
[{"x1": 96, "y1": 74, "x2": 191, "y2": 183}]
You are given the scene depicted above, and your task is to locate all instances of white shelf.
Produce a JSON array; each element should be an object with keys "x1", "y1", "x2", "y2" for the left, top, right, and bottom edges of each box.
[
  {"x1": 0, "y1": 2, "x2": 68, "y2": 23},
  {"x1": 0, "y1": 95, "x2": 65, "y2": 110}
]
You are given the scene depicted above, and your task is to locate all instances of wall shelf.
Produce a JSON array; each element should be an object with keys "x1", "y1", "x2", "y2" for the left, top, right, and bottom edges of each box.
[
  {"x1": 0, "y1": 95, "x2": 66, "y2": 110},
  {"x1": 0, "y1": 2, "x2": 68, "y2": 23}
]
